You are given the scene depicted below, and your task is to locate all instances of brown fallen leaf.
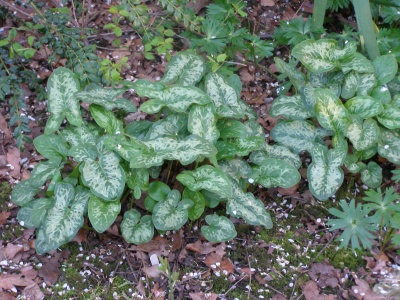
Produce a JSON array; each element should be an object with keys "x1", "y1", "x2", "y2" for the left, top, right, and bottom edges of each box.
[
  {"x1": 0, "y1": 291, "x2": 15, "y2": 300},
  {"x1": 0, "y1": 274, "x2": 35, "y2": 291},
  {"x1": 189, "y1": 292, "x2": 218, "y2": 300},
  {"x1": 38, "y1": 256, "x2": 61, "y2": 286},
  {"x1": 6, "y1": 147, "x2": 21, "y2": 178},
  {"x1": 22, "y1": 283, "x2": 44, "y2": 300},
  {"x1": 0, "y1": 211, "x2": 11, "y2": 226},
  {"x1": 351, "y1": 278, "x2": 386, "y2": 300},
  {"x1": 302, "y1": 280, "x2": 336, "y2": 300},
  {"x1": 0, "y1": 243, "x2": 28, "y2": 261},
  {"x1": 143, "y1": 265, "x2": 162, "y2": 278},
  {"x1": 260, "y1": 0, "x2": 275, "y2": 7}
]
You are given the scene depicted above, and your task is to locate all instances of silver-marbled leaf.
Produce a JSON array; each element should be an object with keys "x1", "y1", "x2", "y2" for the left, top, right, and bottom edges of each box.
[
  {"x1": 121, "y1": 210, "x2": 154, "y2": 244},
  {"x1": 201, "y1": 214, "x2": 237, "y2": 242},
  {"x1": 88, "y1": 194, "x2": 121, "y2": 233}
]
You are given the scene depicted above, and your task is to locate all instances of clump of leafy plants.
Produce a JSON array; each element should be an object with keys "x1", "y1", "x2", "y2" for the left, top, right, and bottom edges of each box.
[
  {"x1": 270, "y1": 38, "x2": 399, "y2": 201},
  {"x1": 11, "y1": 51, "x2": 304, "y2": 254}
]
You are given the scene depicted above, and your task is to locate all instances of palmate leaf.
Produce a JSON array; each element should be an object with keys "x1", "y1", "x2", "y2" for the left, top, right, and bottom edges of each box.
[
  {"x1": 121, "y1": 210, "x2": 154, "y2": 244},
  {"x1": 201, "y1": 214, "x2": 237, "y2": 243},
  {"x1": 45, "y1": 67, "x2": 81, "y2": 134},
  {"x1": 363, "y1": 187, "x2": 400, "y2": 226},
  {"x1": 35, "y1": 183, "x2": 90, "y2": 254},
  {"x1": 327, "y1": 199, "x2": 376, "y2": 250}
]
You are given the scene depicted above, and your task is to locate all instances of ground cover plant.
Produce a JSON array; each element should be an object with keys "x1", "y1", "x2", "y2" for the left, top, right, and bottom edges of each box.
[{"x1": 1, "y1": 0, "x2": 400, "y2": 299}]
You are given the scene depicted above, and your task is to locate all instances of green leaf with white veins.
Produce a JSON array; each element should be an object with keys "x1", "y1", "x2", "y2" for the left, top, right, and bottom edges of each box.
[
  {"x1": 18, "y1": 198, "x2": 53, "y2": 228},
  {"x1": 88, "y1": 194, "x2": 121, "y2": 233},
  {"x1": 33, "y1": 134, "x2": 69, "y2": 163},
  {"x1": 227, "y1": 179, "x2": 272, "y2": 228},
  {"x1": 90, "y1": 104, "x2": 123, "y2": 135},
  {"x1": 220, "y1": 158, "x2": 253, "y2": 182},
  {"x1": 340, "y1": 53, "x2": 374, "y2": 74},
  {"x1": 140, "y1": 86, "x2": 211, "y2": 114},
  {"x1": 308, "y1": 144, "x2": 345, "y2": 201},
  {"x1": 11, "y1": 180, "x2": 39, "y2": 206},
  {"x1": 345, "y1": 117, "x2": 379, "y2": 151},
  {"x1": 252, "y1": 158, "x2": 301, "y2": 188},
  {"x1": 68, "y1": 144, "x2": 97, "y2": 162},
  {"x1": 344, "y1": 96, "x2": 383, "y2": 119},
  {"x1": 35, "y1": 183, "x2": 89, "y2": 254},
  {"x1": 188, "y1": 104, "x2": 219, "y2": 143},
  {"x1": 361, "y1": 161, "x2": 382, "y2": 188},
  {"x1": 341, "y1": 71, "x2": 359, "y2": 100},
  {"x1": 177, "y1": 166, "x2": 233, "y2": 198},
  {"x1": 291, "y1": 39, "x2": 338, "y2": 73},
  {"x1": 160, "y1": 51, "x2": 205, "y2": 86},
  {"x1": 205, "y1": 73, "x2": 245, "y2": 118},
  {"x1": 81, "y1": 150, "x2": 126, "y2": 201},
  {"x1": 270, "y1": 94, "x2": 313, "y2": 120},
  {"x1": 145, "y1": 114, "x2": 188, "y2": 140},
  {"x1": 152, "y1": 190, "x2": 193, "y2": 231},
  {"x1": 121, "y1": 210, "x2": 154, "y2": 244},
  {"x1": 126, "y1": 168, "x2": 149, "y2": 199},
  {"x1": 125, "y1": 79, "x2": 165, "y2": 98},
  {"x1": 357, "y1": 73, "x2": 377, "y2": 96},
  {"x1": 201, "y1": 214, "x2": 237, "y2": 243},
  {"x1": 378, "y1": 130, "x2": 400, "y2": 164},
  {"x1": 373, "y1": 54, "x2": 398, "y2": 85},
  {"x1": 45, "y1": 67, "x2": 81, "y2": 134},
  {"x1": 314, "y1": 88, "x2": 349, "y2": 134},
  {"x1": 183, "y1": 188, "x2": 205, "y2": 221},
  {"x1": 259, "y1": 144, "x2": 301, "y2": 168},
  {"x1": 270, "y1": 120, "x2": 333, "y2": 154},
  {"x1": 29, "y1": 160, "x2": 61, "y2": 188},
  {"x1": 377, "y1": 104, "x2": 400, "y2": 129},
  {"x1": 76, "y1": 87, "x2": 136, "y2": 111},
  {"x1": 61, "y1": 123, "x2": 100, "y2": 147}
]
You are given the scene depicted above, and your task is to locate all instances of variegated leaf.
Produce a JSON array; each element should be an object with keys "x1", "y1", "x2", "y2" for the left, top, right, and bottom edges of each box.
[
  {"x1": 140, "y1": 86, "x2": 211, "y2": 114},
  {"x1": 344, "y1": 153, "x2": 365, "y2": 173},
  {"x1": 345, "y1": 96, "x2": 383, "y2": 119},
  {"x1": 183, "y1": 188, "x2": 206, "y2": 221},
  {"x1": 227, "y1": 179, "x2": 272, "y2": 228},
  {"x1": 76, "y1": 87, "x2": 136, "y2": 111},
  {"x1": 126, "y1": 168, "x2": 149, "y2": 199},
  {"x1": 81, "y1": 151, "x2": 126, "y2": 201},
  {"x1": 270, "y1": 94, "x2": 313, "y2": 120},
  {"x1": 252, "y1": 158, "x2": 300, "y2": 188},
  {"x1": 341, "y1": 71, "x2": 359, "y2": 99},
  {"x1": 251, "y1": 144, "x2": 301, "y2": 169},
  {"x1": 11, "y1": 180, "x2": 39, "y2": 206},
  {"x1": 377, "y1": 104, "x2": 400, "y2": 129},
  {"x1": 88, "y1": 194, "x2": 121, "y2": 233},
  {"x1": 17, "y1": 197, "x2": 52, "y2": 228},
  {"x1": 220, "y1": 158, "x2": 253, "y2": 182},
  {"x1": 340, "y1": 53, "x2": 374, "y2": 74},
  {"x1": 217, "y1": 119, "x2": 248, "y2": 138},
  {"x1": 373, "y1": 54, "x2": 398, "y2": 85},
  {"x1": 145, "y1": 114, "x2": 189, "y2": 140},
  {"x1": 177, "y1": 165, "x2": 233, "y2": 198},
  {"x1": 129, "y1": 135, "x2": 217, "y2": 168},
  {"x1": 361, "y1": 162, "x2": 382, "y2": 188},
  {"x1": 357, "y1": 73, "x2": 377, "y2": 96},
  {"x1": 160, "y1": 51, "x2": 205, "y2": 86},
  {"x1": 29, "y1": 160, "x2": 61, "y2": 188},
  {"x1": 121, "y1": 210, "x2": 154, "y2": 244},
  {"x1": 152, "y1": 190, "x2": 193, "y2": 231},
  {"x1": 201, "y1": 214, "x2": 237, "y2": 242},
  {"x1": 371, "y1": 85, "x2": 391, "y2": 105},
  {"x1": 188, "y1": 104, "x2": 219, "y2": 143},
  {"x1": 291, "y1": 39, "x2": 338, "y2": 73},
  {"x1": 148, "y1": 181, "x2": 171, "y2": 202},
  {"x1": 205, "y1": 73, "x2": 245, "y2": 118},
  {"x1": 35, "y1": 183, "x2": 89, "y2": 254},
  {"x1": 274, "y1": 57, "x2": 306, "y2": 91},
  {"x1": 61, "y1": 124, "x2": 100, "y2": 147},
  {"x1": 90, "y1": 104, "x2": 123, "y2": 135},
  {"x1": 378, "y1": 130, "x2": 400, "y2": 164},
  {"x1": 33, "y1": 134, "x2": 69, "y2": 163},
  {"x1": 345, "y1": 117, "x2": 380, "y2": 151},
  {"x1": 69, "y1": 144, "x2": 97, "y2": 162},
  {"x1": 314, "y1": 88, "x2": 349, "y2": 134},
  {"x1": 125, "y1": 120, "x2": 153, "y2": 140},
  {"x1": 125, "y1": 79, "x2": 165, "y2": 98},
  {"x1": 45, "y1": 67, "x2": 81, "y2": 134},
  {"x1": 270, "y1": 120, "x2": 333, "y2": 154},
  {"x1": 308, "y1": 144, "x2": 345, "y2": 201}
]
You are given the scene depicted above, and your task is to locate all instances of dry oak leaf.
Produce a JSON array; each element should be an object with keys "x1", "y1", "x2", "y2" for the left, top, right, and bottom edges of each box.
[
  {"x1": 189, "y1": 292, "x2": 218, "y2": 300},
  {"x1": 0, "y1": 274, "x2": 35, "y2": 291},
  {"x1": 302, "y1": 280, "x2": 336, "y2": 300}
]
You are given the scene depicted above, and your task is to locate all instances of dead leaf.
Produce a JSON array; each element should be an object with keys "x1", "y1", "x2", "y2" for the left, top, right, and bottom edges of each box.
[
  {"x1": 143, "y1": 265, "x2": 162, "y2": 278},
  {"x1": 351, "y1": 278, "x2": 386, "y2": 300},
  {"x1": 0, "y1": 243, "x2": 27, "y2": 261},
  {"x1": 302, "y1": 280, "x2": 336, "y2": 300},
  {"x1": 271, "y1": 294, "x2": 287, "y2": 300},
  {"x1": 0, "y1": 211, "x2": 11, "y2": 225},
  {"x1": 239, "y1": 267, "x2": 255, "y2": 276},
  {"x1": 0, "y1": 114, "x2": 11, "y2": 145},
  {"x1": 38, "y1": 256, "x2": 61, "y2": 286},
  {"x1": 22, "y1": 283, "x2": 44, "y2": 300},
  {"x1": 308, "y1": 261, "x2": 339, "y2": 288},
  {"x1": 6, "y1": 147, "x2": 21, "y2": 178},
  {"x1": 0, "y1": 274, "x2": 35, "y2": 290},
  {"x1": 189, "y1": 292, "x2": 218, "y2": 300},
  {"x1": 72, "y1": 228, "x2": 88, "y2": 244},
  {"x1": 170, "y1": 229, "x2": 183, "y2": 251},
  {"x1": 260, "y1": 0, "x2": 275, "y2": 7},
  {"x1": 0, "y1": 291, "x2": 15, "y2": 300}
]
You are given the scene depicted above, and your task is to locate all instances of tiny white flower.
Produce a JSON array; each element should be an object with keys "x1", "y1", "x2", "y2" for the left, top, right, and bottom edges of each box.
[{"x1": 248, "y1": 178, "x2": 255, "y2": 184}]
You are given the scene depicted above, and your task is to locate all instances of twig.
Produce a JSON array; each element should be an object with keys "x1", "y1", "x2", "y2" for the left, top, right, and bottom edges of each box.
[
  {"x1": 0, "y1": 0, "x2": 38, "y2": 20},
  {"x1": 221, "y1": 274, "x2": 249, "y2": 297}
]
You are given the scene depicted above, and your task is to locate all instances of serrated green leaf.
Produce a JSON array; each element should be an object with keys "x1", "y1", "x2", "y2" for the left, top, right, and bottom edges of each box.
[
  {"x1": 35, "y1": 183, "x2": 89, "y2": 254},
  {"x1": 45, "y1": 67, "x2": 81, "y2": 133},
  {"x1": 378, "y1": 130, "x2": 400, "y2": 164},
  {"x1": 11, "y1": 180, "x2": 39, "y2": 206},
  {"x1": 188, "y1": 104, "x2": 219, "y2": 143},
  {"x1": 160, "y1": 51, "x2": 205, "y2": 86},
  {"x1": 270, "y1": 94, "x2": 313, "y2": 120},
  {"x1": 373, "y1": 54, "x2": 398, "y2": 85},
  {"x1": 177, "y1": 166, "x2": 232, "y2": 198},
  {"x1": 308, "y1": 144, "x2": 345, "y2": 201},
  {"x1": 314, "y1": 88, "x2": 349, "y2": 134},
  {"x1": 81, "y1": 151, "x2": 126, "y2": 201},
  {"x1": 183, "y1": 188, "x2": 205, "y2": 221},
  {"x1": 227, "y1": 179, "x2": 272, "y2": 228},
  {"x1": 377, "y1": 104, "x2": 400, "y2": 129},
  {"x1": 361, "y1": 161, "x2": 382, "y2": 188},
  {"x1": 201, "y1": 214, "x2": 237, "y2": 242},
  {"x1": 205, "y1": 73, "x2": 245, "y2": 118},
  {"x1": 90, "y1": 104, "x2": 123, "y2": 134},
  {"x1": 344, "y1": 96, "x2": 383, "y2": 119},
  {"x1": 121, "y1": 210, "x2": 154, "y2": 244},
  {"x1": 29, "y1": 160, "x2": 61, "y2": 188},
  {"x1": 152, "y1": 190, "x2": 193, "y2": 231},
  {"x1": 270, "y1": 120, "x2": 333, "y2": 154},
  {"x1": 292, "y1": 39, "x2": 338, "y2": 73},
  {"x1": 88, "y1": 194, "x2": 121, "y2": 233},
  {"x1": 252, "y1": 158, "x2": 301, "y2": 188},
  {"x1": 345, "y1": 117, "x2": 379, "y2": 151},
  {"x1": 33, "y1": 134, "x2": 69, "y2": 163}
]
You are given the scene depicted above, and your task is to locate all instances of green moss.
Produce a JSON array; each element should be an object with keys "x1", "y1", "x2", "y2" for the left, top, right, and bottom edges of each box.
[{"x1": 0, "y1": 182, "x2": 11, "y2": 211}]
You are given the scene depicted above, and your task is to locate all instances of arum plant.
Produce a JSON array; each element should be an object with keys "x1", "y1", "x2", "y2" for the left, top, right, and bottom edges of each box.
[{"x1": 11, "y1": 51, "x2": 303, "y2": 254}]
